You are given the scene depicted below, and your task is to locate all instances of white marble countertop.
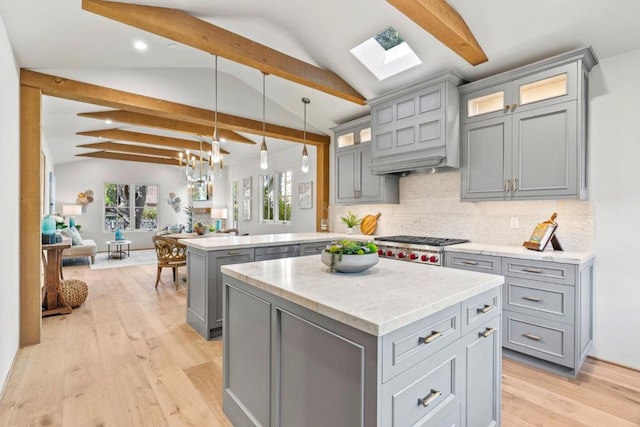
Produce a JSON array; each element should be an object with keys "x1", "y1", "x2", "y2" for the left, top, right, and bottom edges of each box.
[
  {"x1": 180, "y1": 232, "x2": 370, "y2": 251},
  {"x1": 221, "y1": 256, "x2": 504, "y2": 337},
  {"x1": 445, "y1": 242, "x2": 594, "y2": 265}
]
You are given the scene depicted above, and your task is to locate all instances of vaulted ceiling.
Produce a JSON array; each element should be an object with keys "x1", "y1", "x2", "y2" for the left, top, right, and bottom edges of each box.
[{"x1": 3, "y1": 0, "x2": 640, "y2": 166}]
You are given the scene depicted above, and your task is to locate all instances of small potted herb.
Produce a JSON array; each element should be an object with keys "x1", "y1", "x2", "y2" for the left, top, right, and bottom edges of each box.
[{"x1": 339, "y1": 211, "x2": 361, "y2": 234}]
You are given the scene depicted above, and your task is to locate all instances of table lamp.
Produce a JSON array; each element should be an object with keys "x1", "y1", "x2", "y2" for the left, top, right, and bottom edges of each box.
[
  {"x1": 62, "y1": 204, "x2": 82, "y2": 228},
  {"x1": 211, "y1": 208, "x2": 228, "y2": 231}
]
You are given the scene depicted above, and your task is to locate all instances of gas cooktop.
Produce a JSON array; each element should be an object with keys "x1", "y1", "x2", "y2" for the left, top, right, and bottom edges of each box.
[{"x1": 374, "y1": 235, "x2": 470, "y2": 247}]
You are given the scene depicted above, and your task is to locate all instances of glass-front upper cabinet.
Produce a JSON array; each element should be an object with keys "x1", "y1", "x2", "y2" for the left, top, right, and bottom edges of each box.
[
  {"x1": 463, "y1": 63, "x2": 577, "y2": 123},
  {"x1": 335, "y1": 122, "x2": 371, "y2": 149}
]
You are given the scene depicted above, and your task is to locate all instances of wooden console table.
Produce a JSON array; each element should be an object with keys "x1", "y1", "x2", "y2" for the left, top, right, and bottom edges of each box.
[{"x1": 42, "y1": 242, "x2": 72, "y2": 317}]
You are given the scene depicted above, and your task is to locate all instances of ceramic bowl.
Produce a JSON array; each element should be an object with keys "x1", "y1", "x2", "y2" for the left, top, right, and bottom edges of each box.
[
  {"x1": 321, "y1": 251, "x2": 379, "y2": 273},
  {"x1": 193, "y1": 225, "x2": 207, "y2": 235}
]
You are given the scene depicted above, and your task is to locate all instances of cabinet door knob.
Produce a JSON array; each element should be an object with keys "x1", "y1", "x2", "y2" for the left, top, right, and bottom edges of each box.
[
  {"x1": 504, "y1": 105, "x2": 511, "y2": 112},
  {"x1": 511, "y1": 103, "x2": 517, "y2": 110}
]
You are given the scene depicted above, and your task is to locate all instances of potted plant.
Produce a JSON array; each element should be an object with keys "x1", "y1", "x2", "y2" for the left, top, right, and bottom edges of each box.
[
  {"x1": 193, "y1": 222, "x2": 207, "y2": 235},
  {"x1": 339, "y1": 210, "x2": 361, "y2": 234},
  {"x1": 321, "y1": 239, "x2": 379, "y2": 273}
]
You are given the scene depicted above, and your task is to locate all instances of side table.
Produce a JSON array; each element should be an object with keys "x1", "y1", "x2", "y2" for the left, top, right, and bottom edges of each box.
[
  {"x1": 105, "y1": 239, "x2": 132, "y2": 259},
  {"x1": 42, "y1": 242, "x2": 72, "y2": 317}
]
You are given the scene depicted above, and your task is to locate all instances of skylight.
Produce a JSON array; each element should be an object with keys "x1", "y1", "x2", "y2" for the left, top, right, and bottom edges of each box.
[{"x1": 351, "y1": 27, "x2": 421, "y2": 80}]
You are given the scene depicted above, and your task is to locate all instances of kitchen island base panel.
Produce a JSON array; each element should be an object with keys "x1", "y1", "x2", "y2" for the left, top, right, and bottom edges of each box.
[{"x1": 222, "y1": 275, "x2": 502, "y2": 426}]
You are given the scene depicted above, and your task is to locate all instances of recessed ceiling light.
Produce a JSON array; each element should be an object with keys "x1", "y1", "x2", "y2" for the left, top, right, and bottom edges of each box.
[
  {"x1": 134, "y1": 40, "x2": 148, "y2": 51},
  {"x1": 105, "y1": 119, "x2": 113, "y2": 124},
  {"x1": 167, "y1": 43, "x2": 177, "y2": 49}
]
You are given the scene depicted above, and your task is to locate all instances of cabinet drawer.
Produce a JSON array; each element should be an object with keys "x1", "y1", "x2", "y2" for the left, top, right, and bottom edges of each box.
[
  {"x1": 382, "y1": 304, "x2": 460, "y2": 382},
  {"x1": 445, "y1": 252, "x2": 502, "y2": 275},
  {"x1": 300, "y1": 241, "x2": 331, "y2": 256},
  {"x1": 504, "y1": 277, "x2": 575, "y2": 324},
  {"x1": 502, "y1": 257, "x2": 575, "y2": 285},
  {"x1": 503, "y1": 310, "x2": 575, "y2": 368},
  {"x1": 382, "y1": 341, "x2": 460, "y2": 427},
  {"x1": 461, "y1": 287, "x2": 501, "y2": 335}
]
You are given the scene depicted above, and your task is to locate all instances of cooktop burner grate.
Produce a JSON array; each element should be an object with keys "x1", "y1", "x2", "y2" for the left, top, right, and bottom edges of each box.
[{"x1": 375, "y1": 235, "x2": 470, "y2": 247}]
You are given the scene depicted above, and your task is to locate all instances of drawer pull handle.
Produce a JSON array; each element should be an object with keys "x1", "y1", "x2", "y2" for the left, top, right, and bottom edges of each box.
[
  {"x1": 418, "y1": 330, "x2": 442, "y2": 345},
  {"x1": 480, "y1": 327, "x2": 497, "y2": 338},
  {"x1": 523, "y1": 333, "x2": 542, "y2": 341},
  {"x1": 462, "y1": 260, "x2": 478, "y2": 266},
  {"x1": 505, "y1": 179, "x2": 510, "y2": 192},
  {"x1": 477, "y1": 304, "x2": 495, "y2": 314},
  {"x1": 228, "y1": 250, "x2": 241, "y2": 255},
  {"x1": 523, "y1": 296, "x2": 542, "y2": 302},
  {"x1": 418, "y1": 389, "x2": 442, "y2": 407},
  {"x1": 523, "y1": 268, "x2": 543, "y2": 274}
]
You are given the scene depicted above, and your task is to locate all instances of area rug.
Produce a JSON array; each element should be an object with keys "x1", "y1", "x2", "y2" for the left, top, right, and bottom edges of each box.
[{"x1": 89, "y1": 249, "x2": 157, "y2": 270}]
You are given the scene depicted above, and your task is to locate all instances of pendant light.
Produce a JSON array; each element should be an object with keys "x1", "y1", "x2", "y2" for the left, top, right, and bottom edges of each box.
[
  {"x1": 301, "y1": 97, "x2": 310, "y2": 173},
  {"x1": 260, "y1": 72, "x2": 268, "y2": 170},
  {"x1": 211, "y1": 55, "x2": 221, "y2": 164}
]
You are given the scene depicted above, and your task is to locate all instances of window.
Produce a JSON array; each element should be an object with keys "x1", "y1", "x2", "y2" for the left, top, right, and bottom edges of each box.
[
  {"x1": 260, "y1": 170, "x2": 292, "y2": 223},
  {"x1": 104, "y1": 183, "x2": 158, "y2": 232}
]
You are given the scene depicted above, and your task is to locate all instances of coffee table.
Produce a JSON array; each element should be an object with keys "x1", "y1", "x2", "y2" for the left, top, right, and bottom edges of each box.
[{"x1": 105, "y1": 239, "x2": 132, "y2": 259}]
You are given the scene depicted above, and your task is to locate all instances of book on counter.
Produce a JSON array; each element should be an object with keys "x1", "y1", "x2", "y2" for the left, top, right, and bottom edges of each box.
[{"x1": 523, "y1": 212, "x2": 562, "y2": 251}]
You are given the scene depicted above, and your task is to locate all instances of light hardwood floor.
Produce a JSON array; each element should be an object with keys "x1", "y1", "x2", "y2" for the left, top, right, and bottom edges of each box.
[{"x1": 1, "y1": 262, "x2": 639, "y2": 426}]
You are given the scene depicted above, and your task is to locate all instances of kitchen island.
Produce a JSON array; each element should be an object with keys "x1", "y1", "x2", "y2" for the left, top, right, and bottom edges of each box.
[
  {"x1": 221, "y1": 256, "x2": 504, "y2": 427},
  {"x1": 181, "y1": 232, "x2": 356, "y2": 339}
]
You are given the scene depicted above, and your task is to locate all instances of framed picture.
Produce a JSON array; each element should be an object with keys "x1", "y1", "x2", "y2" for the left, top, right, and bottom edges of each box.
[
  {"x1": 243, "y1": 177, "x2": 252, "y2": 198},
  {"x1": 298, "y1": 181, "x2": 313, "y2": 209},
  {"x1": 243, "y1": 199, "x2": 251, "y2": 220}
]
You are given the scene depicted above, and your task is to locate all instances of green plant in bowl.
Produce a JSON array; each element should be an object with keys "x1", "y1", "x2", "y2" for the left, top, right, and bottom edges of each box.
[
  {"x1": 193, "y1": 221, "x2": 207, "y2": 235},
  {"x1": 321, "y1": 239, "x2": 379, "y2": 273}
]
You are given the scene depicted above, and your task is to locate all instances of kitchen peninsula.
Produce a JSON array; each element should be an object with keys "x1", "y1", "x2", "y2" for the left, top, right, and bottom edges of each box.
[
  {"x1": 221, "y1": 256, "x2": 504, "y2": 427},
  {"x1": 182, "y1": 232, "x2": 354, "y2": 339}
]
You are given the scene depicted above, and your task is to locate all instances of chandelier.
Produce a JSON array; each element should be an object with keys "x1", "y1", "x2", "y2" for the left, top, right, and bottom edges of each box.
[{"x1": 177, "y1": 136, "x2": 223, "y2": 183}]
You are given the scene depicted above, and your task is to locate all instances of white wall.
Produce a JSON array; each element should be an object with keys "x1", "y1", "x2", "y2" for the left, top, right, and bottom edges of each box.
[
  {"x1": 54, "y1": 159, "x2": 228, "y2": 251},
  {"x1": 228, "y1": 144, "x2": 317, "y2": 235},
  {"x1": 589, "y1": 48, "x2": 640, "y2": 370},
  {"x1": 0, "y1": 12, "x2": 20, "y2": 394}
]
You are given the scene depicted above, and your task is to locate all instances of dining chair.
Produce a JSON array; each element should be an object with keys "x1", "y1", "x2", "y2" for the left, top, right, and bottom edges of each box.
[{"x1": 152, "y1": 235, "x2": 187, "y2": 290}]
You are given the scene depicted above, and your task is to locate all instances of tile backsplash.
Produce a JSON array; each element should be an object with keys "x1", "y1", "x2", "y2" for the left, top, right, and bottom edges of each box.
[{"x1": 330, "y1": 170, "x2": 593, "y2": 251}]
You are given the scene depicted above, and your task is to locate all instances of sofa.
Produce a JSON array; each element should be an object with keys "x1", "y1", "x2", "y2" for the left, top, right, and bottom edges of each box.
[{"x1": 60, "y1": 228, "x2": 97, "y2": 264}]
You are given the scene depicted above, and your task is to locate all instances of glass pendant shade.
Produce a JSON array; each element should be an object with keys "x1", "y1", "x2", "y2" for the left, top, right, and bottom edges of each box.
[
  {"x1": 211, "y1": 139, "x2": 221, "y2": 163},
  {"x1": 260, "y1": 138, "x2": 268, "y2": 170},
  {"x1": 301, "y1": 145, "x2": 309, "y2": 173}
]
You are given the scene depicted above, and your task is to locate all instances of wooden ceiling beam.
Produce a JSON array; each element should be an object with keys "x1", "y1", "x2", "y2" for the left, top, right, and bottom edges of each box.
[
  {"x1": 76, "y1": 141, "x2": 229, "y2": 159},
  {"x1": 77, "y1": 151, "x2": 183, "y2": 166},
  {"x1": 76, "y1": 128, "x2": 230, "y2": 154},
  {"x1": 78, "y1": 110, "x2": 254, "y2": 144},
  {"x1": 81, "y1": 0, "x2": 365, "y2": 105},
  {"x1": 21, "y1": 70, "x2": 329, "y2": 145},
  {"x1": 387, "y1": 0, "x2": 487, "y2": 66}
]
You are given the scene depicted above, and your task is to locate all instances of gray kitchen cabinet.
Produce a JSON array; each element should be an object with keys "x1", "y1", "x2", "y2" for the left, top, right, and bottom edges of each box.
[
  {"x1": 460, "y1": 47, "x2": 597, "y2": 201},
  {"x1": 223, "y1": 275, "x2": 501, "y2": 426},
  {"x1": 299, "y1": 240, "x2": 331, "y2": 255},
  {"x1": 333, "y1": 116, "x2": 399, "y2": 204},
  {"x1": 368, "y1": 72, "x2": 463, "y2": 174},
  {"x1": 186, "y1": 246, "x2": 254, "y2": 339},
  {"x1": 462, "y1": 314, "x2": 501, "y2": 427},
  {"x1": 445, "y1": 250, "x2": 594, "y2": 377}
]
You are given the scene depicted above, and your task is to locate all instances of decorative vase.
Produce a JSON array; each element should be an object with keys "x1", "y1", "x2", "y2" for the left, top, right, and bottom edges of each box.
[
  {"x1": 115, "y1": 228, "x2": 124, "y2": 240},
  {"x1": 41, "y1": 214, "x2": 56, "y2": 244},
  {"x1": 347, "y1": 227, "x2": 354, "y2": 235}
]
